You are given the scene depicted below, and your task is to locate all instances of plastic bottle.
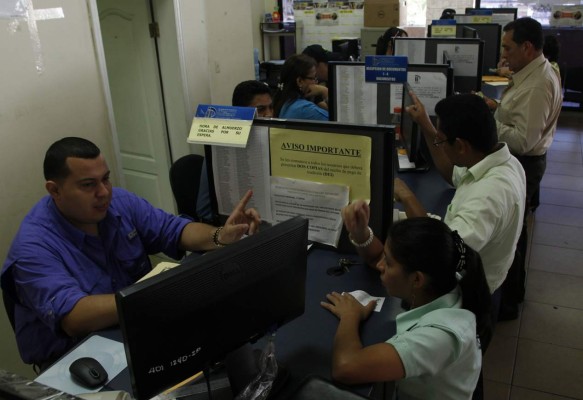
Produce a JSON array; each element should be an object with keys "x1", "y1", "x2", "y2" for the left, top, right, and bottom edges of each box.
[{"x1": 391, "y1": 106, "x2": 402, "y2": 141}]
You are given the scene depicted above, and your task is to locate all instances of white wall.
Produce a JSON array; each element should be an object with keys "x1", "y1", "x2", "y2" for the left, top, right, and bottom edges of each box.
[{"x1": 0, "y1": 0, "x2": 117, "y2": 378}]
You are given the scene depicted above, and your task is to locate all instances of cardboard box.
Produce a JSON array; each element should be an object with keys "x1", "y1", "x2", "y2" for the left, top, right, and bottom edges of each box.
[
  {"x1": 364, "y1": 0, "x2": 405, "y2": 27},
  {"x1": 550, "y1": 5, "x2": 583, "y2": 27}
]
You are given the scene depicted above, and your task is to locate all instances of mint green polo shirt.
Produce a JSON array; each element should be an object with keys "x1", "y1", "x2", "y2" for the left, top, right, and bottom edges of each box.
[{"x1": 387, "y1": 287, "x2": 481, "y2": 400}]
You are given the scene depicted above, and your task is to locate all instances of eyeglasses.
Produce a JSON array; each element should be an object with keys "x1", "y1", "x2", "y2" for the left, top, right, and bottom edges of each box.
[
  {"x1": 432, "y1": 136, "x2": 449, "y2": 147},
  {"x1": 303, "y1": 76, "x2": 318, "y2": 83}
]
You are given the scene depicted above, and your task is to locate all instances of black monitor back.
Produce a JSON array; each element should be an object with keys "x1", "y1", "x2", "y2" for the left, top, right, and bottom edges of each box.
[
  {"x1": 456, "y1": 23, "x2": 501, "y2": 75},
  {"x1": 116, "y1": 216, "x2": 309, "y2": 400},
  {"x1": 394, "y1": 37, "x2": 484, "y2": 93}
]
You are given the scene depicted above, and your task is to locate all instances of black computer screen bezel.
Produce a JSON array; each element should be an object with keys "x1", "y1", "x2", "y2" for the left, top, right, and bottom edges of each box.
[
  {"x1": 205, "y1": 118, "x2": 394, "y2": 252},
  {"x1": 399, "y1": 64, "x2": 454, "y2": 165},
  {"x1": 394, "y1": 37, "x2": 484, "y2": 93},
  {"x1": 456, "y1": 23, "x2": 502, "y2": 75},
  {"x1": 116, "y1": 216, "x2": 309, "y2": 400}
]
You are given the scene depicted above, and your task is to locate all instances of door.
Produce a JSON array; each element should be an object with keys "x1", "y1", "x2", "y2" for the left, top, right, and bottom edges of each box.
[{"x1": 96, "y1": 0, "x2": 175, "y2": 212}]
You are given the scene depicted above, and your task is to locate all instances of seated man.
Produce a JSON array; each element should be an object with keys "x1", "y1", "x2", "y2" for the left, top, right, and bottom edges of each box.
[
  {"x1": 1, "y1": 137, "x2": 260, "y2": 369},
  {"x1": 196, "y1": 80, "x2": 274, "y2": 221},
  {"x1": 232, "y1": 80, "x2": 274, "y2": 118}
]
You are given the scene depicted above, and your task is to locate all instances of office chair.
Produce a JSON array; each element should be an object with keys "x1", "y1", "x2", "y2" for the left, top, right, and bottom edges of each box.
[
  {"x1": 169, "y1": 154, "x2": 205, "y2": 220},
  {"x1": 2, "y1": 289, "x2": 16, "y2": 332}
]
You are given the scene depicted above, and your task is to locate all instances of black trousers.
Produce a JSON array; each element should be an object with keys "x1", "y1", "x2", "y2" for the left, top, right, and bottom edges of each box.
[{"x1": 500, "y1": 153, "x2": 547, "y2": 314}]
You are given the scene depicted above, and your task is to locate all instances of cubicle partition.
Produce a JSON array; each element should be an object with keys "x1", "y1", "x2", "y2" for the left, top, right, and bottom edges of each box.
[
  {"x1": 394, "y1": 37, "x2": 484, "y2": 93},
  {"x1": 205, "y1": 119, "x2": 395, "y2": 253}
]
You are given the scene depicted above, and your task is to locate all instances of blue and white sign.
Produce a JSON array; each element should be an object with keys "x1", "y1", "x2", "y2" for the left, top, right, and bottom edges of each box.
[
  {"x1": 365, "y1": 56, "x2": 408, "y2": 84},
  {"x1": 188, "y1": 104, "x2": 256, "y2": 148},
  {"x1": 195, "y1": 104, "x2": 256, "y2": 121}
]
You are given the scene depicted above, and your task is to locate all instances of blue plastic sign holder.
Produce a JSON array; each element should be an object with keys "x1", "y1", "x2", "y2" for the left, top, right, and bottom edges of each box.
[{"x1": 364, "y1": 56, "x2": 408, "y2": 84}]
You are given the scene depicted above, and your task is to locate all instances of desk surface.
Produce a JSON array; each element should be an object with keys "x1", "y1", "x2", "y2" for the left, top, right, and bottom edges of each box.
[{"x1": 41, "y1": 167, "x2": 455, "y2": 399}]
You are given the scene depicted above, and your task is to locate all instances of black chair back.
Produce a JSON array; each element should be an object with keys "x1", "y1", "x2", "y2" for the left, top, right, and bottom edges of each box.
[
  {"x1": 2, "y1": 289, "x2": 16, "y2": 332},
  {"x1": 169, "y1": 154, "x2": 205, "y2": 220}
]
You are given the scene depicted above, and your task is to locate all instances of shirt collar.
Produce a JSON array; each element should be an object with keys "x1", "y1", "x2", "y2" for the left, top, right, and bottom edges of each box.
[
  {"x1": 466, "y1": 143, "x2": 512, "y2": 181},
  {"x1": 395, "y1": 286, "x2": 462, "y2": 334},
  {"x1": 511, "y1": 53, "x2": 546, "y2": 87},
  {"x1": 46, "y1": 197, "x2": 122, "y2": 249}
]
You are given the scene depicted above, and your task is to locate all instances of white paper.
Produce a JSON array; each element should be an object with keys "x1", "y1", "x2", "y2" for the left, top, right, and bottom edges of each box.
[
  {"x1": 436, "y1": 43, "x2": 481, "y2": 77},
  {"x1": 35, "y1": 336, "x2": 126, "y2": 395},
  {"x1": 270, "y1": 176, "x2": 348, "y2": 247},
  {"x1": 334, "y1": 65, "x2": 378, "y2": 124},
  {"x1": 390, "y1": 71, "x2": 449, "y2": 117},
  {"x1": 394, "y1": 39, "x2": 426, "y2": 64},
  {"x1": 0, "y1": 0, "x2": 23, "y2": 18},
  {"x1": 346, "y1": 290, "x2": 385, "y2": 312},
  {"x1": 212, "y1": 125, "x2": 273, "y2": 222}
]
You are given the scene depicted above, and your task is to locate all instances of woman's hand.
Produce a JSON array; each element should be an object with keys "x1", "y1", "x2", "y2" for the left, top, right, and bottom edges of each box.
[
  {"x1": 341, "y1": 200, "x2": 370, "y2": 244},
  {"x1": 304, "y1": 84, "x2": 328, "y2": 102},
  {"x1": 321, "y1": 291, "x2": 376, "y2": 322}
]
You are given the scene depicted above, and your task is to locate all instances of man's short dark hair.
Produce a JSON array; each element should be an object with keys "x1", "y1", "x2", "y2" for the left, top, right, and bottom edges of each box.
[
  {"x1": 435, "y1": 94, "x2": 498, "y2": 154},
  {"x1": 232, "y1": 80, "x2": 272, "y2": 107},
  {"x1": 504, "y1": 17, "x2": 543, "y2": 50},
  {"x1": 44, "y1": 137, "x2": 101, "y2": 181}
]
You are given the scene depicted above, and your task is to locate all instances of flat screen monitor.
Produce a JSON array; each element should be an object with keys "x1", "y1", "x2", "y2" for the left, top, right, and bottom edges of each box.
[
  {"x1": 116, "y1": 216, "x2": 309, "y2": 400},
  {"x1": 399, "y1": 66, "x2": 453, "y2": 167},
  {"x1": 204, "y1": 119, "x2": 394, "y2": 252},
  {"x1": 461, "y1": 25, "x2": 478, "y2": 38},
  {"x1": 456, "y1": 23, "x2": 502, "y2": 75},
  {"x1": 332, "y1": 39, "x2": 360, "y2": 61},
  {"x1": 394, "y1": 37, "x2": 484, "y2": 93}
]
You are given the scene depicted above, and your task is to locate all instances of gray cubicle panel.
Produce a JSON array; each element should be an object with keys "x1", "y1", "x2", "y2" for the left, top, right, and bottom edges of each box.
[
  {"x1": 427, "y1": 23, "x2": 501, "y2": 75},
  {"x1": 327, "y1": 61, "x2": 391, "y2": 125},
  {"x1": 204, "y1": 119, "x2": 395, "y2": 253},
  {"x1": 328, "y1": 61, "x2": 454, "y2": 124},
  {"x1": 394, "y1": 37, "x2": 484, "y2": 93}
]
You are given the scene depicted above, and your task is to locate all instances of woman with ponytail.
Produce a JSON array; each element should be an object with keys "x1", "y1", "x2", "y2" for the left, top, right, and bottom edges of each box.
[
  {"x1": 272, "y1": 54, "x2": 329, "y2": 120},
  {"x1": 321, "y1": 215, "x2": 491, "y2": 400}
]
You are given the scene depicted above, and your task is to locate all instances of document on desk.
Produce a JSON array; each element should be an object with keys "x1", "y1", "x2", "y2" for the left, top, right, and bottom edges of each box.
[
  {"x1": 271, "y1": 176, "x2": 348, "y2": 247},
  {"x1": 347, "y1": 290, "x2": 385, "y2": 312},
  {"x1": 212, "y1": 125, "x2": 273, "y2": 222},
  {"x1": 35, "y1": 335, "x2": 126, "y2": 395}
]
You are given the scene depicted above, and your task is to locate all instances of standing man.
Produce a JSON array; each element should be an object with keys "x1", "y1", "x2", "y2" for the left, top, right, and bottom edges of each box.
[
  {"x1": 495, "y1": 17, "x2": 562, "y2": 320},
  {"x1": 1, "y1": 137, "x2": 260, "y2": 369}
]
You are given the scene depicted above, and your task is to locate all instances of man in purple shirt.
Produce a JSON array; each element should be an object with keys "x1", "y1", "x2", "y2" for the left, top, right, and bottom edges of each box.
[{"x1": 1, "y1": 137, "x2": 261, "y2": 369}]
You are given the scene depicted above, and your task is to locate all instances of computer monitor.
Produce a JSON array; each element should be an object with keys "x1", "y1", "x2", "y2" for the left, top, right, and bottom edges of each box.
[
  {"x1": 456, "y1": 23, "x2": 502, "y2": 75},
  {"x1": 205, "y1": 119, "x2": 395, "y2": 252},
  {"x1": 332, "y1": 38, "x2": 360, "y2": 61},
  {"x1": 399, "y1": 65, "x2": 453, "y2": 168},
  {"x1": 394, "y1": 37, "x2": 484, "y2": 93},
  {"x1": 116, "y1": 216, "x2": 309, "y2": 400},
  {"x1": 461, "y1": 25, "x2": 478, "y2": 38}
]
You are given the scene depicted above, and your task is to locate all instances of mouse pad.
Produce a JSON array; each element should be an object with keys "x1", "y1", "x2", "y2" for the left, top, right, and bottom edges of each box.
[{"x1": 35, "y1": 335, "x2": 126, "y2": 395}]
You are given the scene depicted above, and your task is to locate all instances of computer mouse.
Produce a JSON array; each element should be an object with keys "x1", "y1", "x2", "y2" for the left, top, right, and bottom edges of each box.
[{"x1": 69, "y1": 357, "x2": 108, "y2": 389}]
